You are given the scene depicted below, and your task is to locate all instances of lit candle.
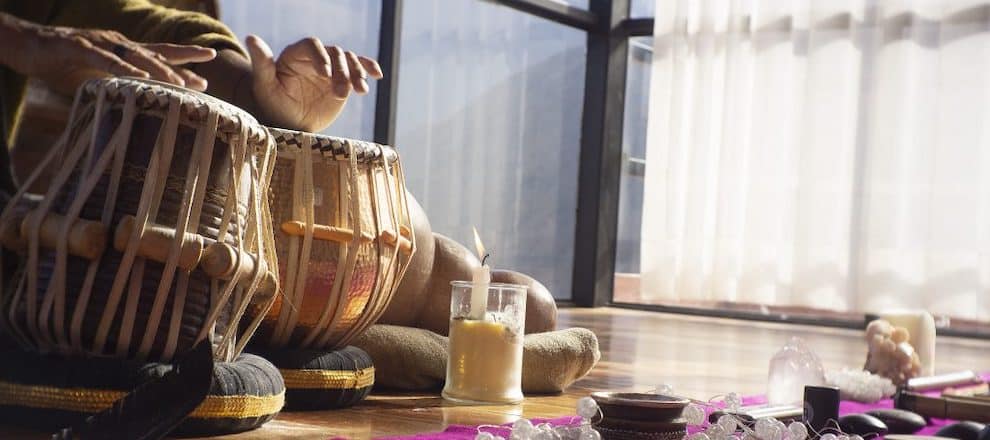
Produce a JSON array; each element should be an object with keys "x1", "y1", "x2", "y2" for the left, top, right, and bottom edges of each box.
[{"x1": 469, "y1": 227, "x2": 489, "y2": 320}]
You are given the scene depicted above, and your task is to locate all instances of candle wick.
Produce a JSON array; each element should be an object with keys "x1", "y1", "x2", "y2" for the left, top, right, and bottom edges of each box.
[{"x1": 481, "y1": 253, "x2": 491, "y2": 266}]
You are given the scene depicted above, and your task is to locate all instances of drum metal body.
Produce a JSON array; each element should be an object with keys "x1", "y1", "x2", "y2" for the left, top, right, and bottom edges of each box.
[{"x1": 252, "y1": 128, "x2": 414, "y2": 350}]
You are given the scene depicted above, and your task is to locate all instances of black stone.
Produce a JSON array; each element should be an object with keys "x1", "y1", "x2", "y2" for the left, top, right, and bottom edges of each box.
[
  {"x1": 936, "y1": 422, "x2": 987, "y2": 440},
  {"x1": 978, "y1": 424, "x2": 990, "y2": 440},
  {"x1": 838, "y1": 413, "x2": 890, "y2": 437},
  {"x1": 865, "y1": 409, "x2": 927, "y2": 434},
  {"x1": 804, "y1": 386, "x2": 840, "y2": 432}
]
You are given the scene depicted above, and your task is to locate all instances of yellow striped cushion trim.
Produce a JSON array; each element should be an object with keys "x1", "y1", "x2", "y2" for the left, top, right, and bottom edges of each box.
[
  {"x1": 189, "y1": 391, "x2": 284, "y2": 419},
  {"x1": 279, "y1": 367, "x2": 375, "y2": 390},
  {"x1": 0, "y1": 380, "x2": 284, "y2": 419}
]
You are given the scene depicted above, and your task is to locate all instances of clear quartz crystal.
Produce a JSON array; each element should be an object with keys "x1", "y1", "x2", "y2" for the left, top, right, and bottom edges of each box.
[{"x1": 767, "y1": 337, "x2": 826, "y2": 405}]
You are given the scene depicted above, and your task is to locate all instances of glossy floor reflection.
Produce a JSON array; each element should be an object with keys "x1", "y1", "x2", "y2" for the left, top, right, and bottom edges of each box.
[{"x1": 3, "y1": 308, "x2": 988, "y2": 439}]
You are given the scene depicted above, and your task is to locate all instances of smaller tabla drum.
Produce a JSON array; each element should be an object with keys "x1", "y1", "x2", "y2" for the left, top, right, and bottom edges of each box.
[
  {"x1": 0, "y1": 77, "x2": 279, "y2": 363},
  {"x1": 249, "y1": 128, "x2": 414, "y2": 350}
]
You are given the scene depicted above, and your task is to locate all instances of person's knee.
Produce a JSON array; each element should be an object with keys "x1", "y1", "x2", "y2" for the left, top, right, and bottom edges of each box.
[{"x1": 491, "y1": 270, "x2": 557, "y2": 334}]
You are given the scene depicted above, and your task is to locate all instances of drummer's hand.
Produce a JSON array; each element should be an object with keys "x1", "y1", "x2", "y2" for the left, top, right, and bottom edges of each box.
[
  {"x1": 0, "y1": 13, "x2": 216, "y2": 94},
  {"x1": 245, "y1": 35, "x2": 383, "y2": 132}
]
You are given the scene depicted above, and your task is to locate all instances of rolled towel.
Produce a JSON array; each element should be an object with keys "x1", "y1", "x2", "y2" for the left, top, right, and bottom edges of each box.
[
  {"x1": 354, "y1": 325, "x2": 447, "y2": 390},
  {"x1": 522, "y1": 328, "x2": 600, "y2": 393},
  {"x1": 352, "y1": 325, "x2": 600, "y2": 393}
]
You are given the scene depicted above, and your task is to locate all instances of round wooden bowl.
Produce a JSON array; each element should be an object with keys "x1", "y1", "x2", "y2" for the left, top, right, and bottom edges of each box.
[{"x1": 591, "y1": 392, "x2": 691, "y2": 422}]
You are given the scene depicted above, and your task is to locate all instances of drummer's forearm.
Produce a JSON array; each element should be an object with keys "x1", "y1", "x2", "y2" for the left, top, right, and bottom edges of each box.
[
  {"x1": 0, "y1": 12, "x2": 32, "y2": 73},
  {"x1": 195, "y1": 48, "x2": 263, "y2": 121}
]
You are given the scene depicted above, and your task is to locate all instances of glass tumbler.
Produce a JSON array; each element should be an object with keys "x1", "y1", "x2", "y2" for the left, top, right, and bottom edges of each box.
[{"x1": 442, "y1": 281, "x2": 527, "y2": 404}]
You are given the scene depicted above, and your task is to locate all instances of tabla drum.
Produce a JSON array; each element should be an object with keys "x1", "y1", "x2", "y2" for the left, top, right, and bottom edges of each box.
[
  {"x1": 250, "y1": 128, "x2": 414, "y2": 350},
  {"x1": 0, "y1": 77, "x2": 279, "y2": 363}
]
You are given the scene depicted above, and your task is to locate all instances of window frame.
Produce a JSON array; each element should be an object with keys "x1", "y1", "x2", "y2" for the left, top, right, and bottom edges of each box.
[
  {"x1": 372, "y1": 0, "x2": 646, "y2": 305},
  {"x1": 373, "y1": 0, "x2": 987, "y2": 338}
]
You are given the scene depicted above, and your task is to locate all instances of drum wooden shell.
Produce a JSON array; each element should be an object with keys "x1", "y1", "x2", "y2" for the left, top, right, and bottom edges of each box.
[
  {"x1": 249, "y1": 128, "x2": 414, "y2": 350},
  {"x1": 0, "y1": 78, "x2": 278, "y2": 362}
]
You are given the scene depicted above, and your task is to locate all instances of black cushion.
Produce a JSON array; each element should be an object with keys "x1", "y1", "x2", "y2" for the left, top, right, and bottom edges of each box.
[
  {"x1": 251, "y1": 346, "x2": 374, "y2": 410},
  {"x1": 0, "y1": 349, "x2": 283, "y2": 437}
]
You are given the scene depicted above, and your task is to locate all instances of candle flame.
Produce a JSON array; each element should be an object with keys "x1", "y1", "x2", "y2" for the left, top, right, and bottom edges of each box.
[{"x1": 472, "y1": 227, "x2": 486, "y2": 262}]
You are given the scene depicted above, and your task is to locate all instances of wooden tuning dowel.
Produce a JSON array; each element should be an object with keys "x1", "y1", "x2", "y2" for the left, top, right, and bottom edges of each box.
[
  {"x1": 0, "y1": 212, "x2": 27, "y2": 251},
  {"x1": 280, "y1": 220, "x2": 375, "y2": 244},
  {"x1": 1, "y1": 195, "x2": 42, "y2": 252},
  {"x1": 113, "y1": 215, "x2": 203, "y2": 271},
  {"x1": 199, "y1": 242, "x2": 276, "y2": 296},
  {"x1": 380, "y1": 228, "x2": 413, "y2": 254},
  {"x1": 20, "y1": 211, "x2": 107, "y2": 259}
]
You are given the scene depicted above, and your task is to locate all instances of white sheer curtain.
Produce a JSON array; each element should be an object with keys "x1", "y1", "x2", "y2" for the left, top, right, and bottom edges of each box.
[{"x1": 640, "y1": 0, "x2": 990, "y2": 322}]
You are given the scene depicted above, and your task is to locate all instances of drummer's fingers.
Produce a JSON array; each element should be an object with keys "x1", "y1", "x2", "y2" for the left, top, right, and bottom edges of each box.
[
  {"x1": 174, "y1": 67, "x2": 208, "y2": 91},
  {"x1": 141, "y1": 43, "x2": 217, "y2": 65},
  {"x1": 71, "y1": 41, "x2": 149, "y2": 79},
  {"x1": 326, "y1": 45, "x2": 351, "y2": 99},
  {"x1": 280, "y1": 37, "x2": 333, "y2": 78},
  {"x1": 122, "y1": 46, "x2": 188, "y2": 86},
  {"x1": 246, "y1": 35, "x2": 277, "y2": 84},
  {"x1": 357, "y1": 55, "x2": 383, "y2": 79},
  {"x1": 345, "y1": 51, "x2": 369, "y2": 94}
]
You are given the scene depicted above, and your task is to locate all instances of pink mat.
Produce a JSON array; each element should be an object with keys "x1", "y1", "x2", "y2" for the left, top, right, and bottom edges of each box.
[{"x1": 374, "y1": 373, "x2": 990, "y2": 440}]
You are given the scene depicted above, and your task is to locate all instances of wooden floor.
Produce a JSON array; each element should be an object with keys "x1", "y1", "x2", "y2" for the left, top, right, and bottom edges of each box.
[{"x1": 3, "y1": 308, "x2": 989, "y2": 439}]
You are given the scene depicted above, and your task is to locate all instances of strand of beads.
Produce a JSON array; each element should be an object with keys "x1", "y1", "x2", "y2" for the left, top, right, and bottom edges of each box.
[
  {"x1": 475, "y1": 397, "x2": 602, "y2": 440},
  {"x1": 686, "y1": 412, "x2": 810, "y2": 440},
  {"x1": 656, "y1": 386, "x2": 810, "y2": 440}
]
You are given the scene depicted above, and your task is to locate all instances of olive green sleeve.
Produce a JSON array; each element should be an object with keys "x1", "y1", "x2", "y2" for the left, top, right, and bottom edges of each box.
[{"x1": 50, "y1": 0, "x2": 246, "y2": 56}]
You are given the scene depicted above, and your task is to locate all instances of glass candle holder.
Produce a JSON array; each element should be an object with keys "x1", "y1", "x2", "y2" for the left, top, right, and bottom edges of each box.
[{"x1": 442, "y1": 281, "x2": 527, "y2": 404}]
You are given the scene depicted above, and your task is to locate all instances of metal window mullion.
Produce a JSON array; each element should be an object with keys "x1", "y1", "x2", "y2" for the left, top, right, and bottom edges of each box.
[
  {"x1": 374, "y1": 0, "x2": 403, "y2": 147},
  {"x1": 572, "y1": 0, "x2": 631, "y2": 307}
]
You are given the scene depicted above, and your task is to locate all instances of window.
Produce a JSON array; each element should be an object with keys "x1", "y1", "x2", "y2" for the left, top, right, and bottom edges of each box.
[
  {"x1": 557, "y1": 0, "x2": 590, "y2": 8},
  {"x1": 614, "y1": 36, "x2": 651, "y2": 297},
  {"x1": 613, "y1": 1, "x2": 990, "y2": 336},
  {"x1": 629, "y1": 0, "x2": 654, "y2": 18},
  {"x1": 395, "y1": 0, "x2": 587, "y2": 300},
  {"x1": 219, "y1": 0, "x2": 381, "y2": 140}
]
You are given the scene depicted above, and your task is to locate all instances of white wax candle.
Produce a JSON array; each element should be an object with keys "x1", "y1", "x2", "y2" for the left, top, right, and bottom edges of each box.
[
  {"x1": 880, "y1": 310, "x2": 936, "y2": 376},
  {"x1": 469, "y1": 264, "x2": 489, "y2": 320}
]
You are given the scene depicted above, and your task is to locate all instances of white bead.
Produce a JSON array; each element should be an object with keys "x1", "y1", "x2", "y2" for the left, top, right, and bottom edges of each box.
[
  {"x1": 558, "y1": 427, "x2": 580, "y2": 440},
  {"x1": 513, "y1": 419, "x2": 535, "y2": 434},
  {"x1": 706, "y1": 424, "x2": 727, "y2": 440},
  {"x1": 655, "y1": 384, "x2": 674, "y2": 394},
  {"x1": 476, "y1": 433, "x2": 496, "y2": 440},
  {"x1": 532, "y1": 431, "x2": 552, "y2": 440},
  {"x1": 849, "y1": 435, "x2": 863, "y2": 440},
  {"x1": 755, "y1": 418, "x2": 776, "y2": 437},
  {"x1": 576, "y1": 397, "x2": 599, "y2": 419},
  {"x1": 687, "y1": 433, "x2": 711, "y2": 440},
  {"x1": 788, "y1": 422, "x2": 808, "y2": 440},
  {"x1": 837, "y1": 435, "x2": 849, "y2": 440},
  {"x1": 717, "y1": 415, "x2": 738, "y2": 433},
  {"x1": 770, "y1": 426, "x2": 785, "y2": 440},
  {"x1": 683, "y1": 404, "x2": 707, "y2": 425},
  {"x1": 579, "y1": 428, "x2": 601, "y2": 440},
  {"x1": 820, "y1": 434, "x2": 838, "y2": 440},
  {"x1": 725, "y1": 392, "x2": 742, "y2": 411}
]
